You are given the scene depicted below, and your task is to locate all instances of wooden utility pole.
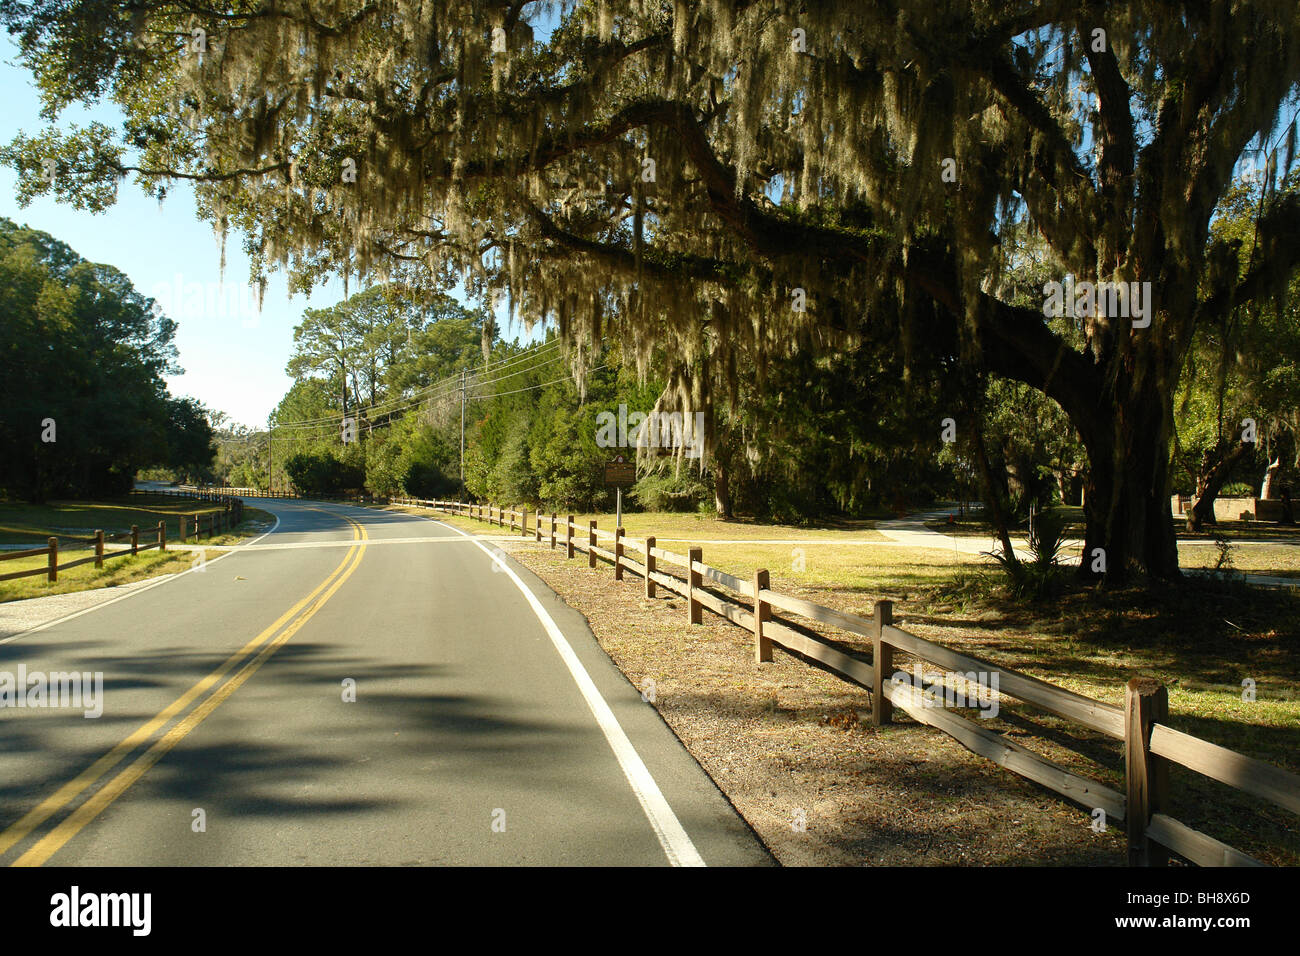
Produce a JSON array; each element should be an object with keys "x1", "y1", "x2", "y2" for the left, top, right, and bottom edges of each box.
[{"x1": 460, "y1": 368, "x2": 467, "y2": 493}]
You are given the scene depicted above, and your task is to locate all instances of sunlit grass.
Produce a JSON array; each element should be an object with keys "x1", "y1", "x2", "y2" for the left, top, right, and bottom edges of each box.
[{"x1": 0, "y1": 497, "x2": 273, "y2": 603}]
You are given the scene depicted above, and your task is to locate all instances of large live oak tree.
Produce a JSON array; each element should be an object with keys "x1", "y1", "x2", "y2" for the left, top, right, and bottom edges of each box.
[{"x1": 4, "y1": 0, "x2": 1300, "y2": 580}]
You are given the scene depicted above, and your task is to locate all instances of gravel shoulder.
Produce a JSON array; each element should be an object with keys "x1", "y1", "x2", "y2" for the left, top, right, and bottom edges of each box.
[{"x1": 0, "y1": 574, "x2": 178, "y2": 641}]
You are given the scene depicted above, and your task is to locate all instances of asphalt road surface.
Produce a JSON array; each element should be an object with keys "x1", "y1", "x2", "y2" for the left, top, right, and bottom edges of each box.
[{"x1": 0, "y1": 499, "x2": 772, "y2": 866}]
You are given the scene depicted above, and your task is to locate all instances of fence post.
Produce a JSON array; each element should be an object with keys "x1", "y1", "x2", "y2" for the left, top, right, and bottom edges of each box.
[
  {"x1": 131, "y1": 524, "x2": 139, "y2": 556},
  {"x1": 47, "y1": 537, "x2": 57, "y2": 582},
  {"x1": 550, "y1": 513, "x2": 556, "y2": 549},
  {"x1": 194, "y1": 513, "x2": 201, "y2": 541},
  {"x1": 645, "y1": 536, "x2": 656, "y2": 597},
  {"x1": 753, "y1": 569, "x2": 771, "y2": 662},
  {"x1": 871, "y1": 599, "x2": 894, "y2": 726},
  {"x1": 687, "y1": 547, "x2": 702, "y2": 624},
  {"x1": 521, "y1": 507, "x2": 529, "y2": 537},
  {"x1": 179, "y1": 514, "x2": 188, "y2": 543},
  {"x1": 566, "y1": 515, "x2": 575, "y2": 559},
  {"x1": 1125, "y1": 678, "x2": 1170, "y2": 867},
  {"x1": 588, "y1": 520, "x2": 598, "y2": 569},
  {"x1": 94, "y1": 529, "x2": 104, "y2": 569},
  {"x1": 535, "y1": 511, "x2": 542, "y2": 542},
  {"x1": 158, "y1": 520, "x2": 166, "y2": 552},
  {"x1": 614, "y1": 527, "x2": 625, "y2": 581}
]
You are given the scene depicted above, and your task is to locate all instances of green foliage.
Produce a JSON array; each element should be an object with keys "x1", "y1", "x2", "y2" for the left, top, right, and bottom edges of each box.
[
  {"x1": 283, "y1": 448, "x2": 365, "y2": 495},
  {"x1": 0, "y1": 217, "x2": 210, "y2": 501},
  {"x1": 987, "y1": 507, "x2": 1071, "y2": 601},
  {"x1": 1175, "y1": 172, "x2": 1300, "y2": 501},
  {"x1": 8, "y1": 1, "x2": 1300, "y2": 580},
  {"x1": 632, "y1": 471, "x2": 710, "y2": 512},
  {"x1": 399, "y1": 427, "x2": 458, "y2": 498},
  {"x1": 1028, "y1": 508, "x2": 1070, "y2": 571}
]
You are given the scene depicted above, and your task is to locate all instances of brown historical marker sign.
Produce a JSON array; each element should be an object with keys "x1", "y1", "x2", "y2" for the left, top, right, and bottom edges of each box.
[{"x1": 603, "y1": 455, "x2": 636, "y2": 487}]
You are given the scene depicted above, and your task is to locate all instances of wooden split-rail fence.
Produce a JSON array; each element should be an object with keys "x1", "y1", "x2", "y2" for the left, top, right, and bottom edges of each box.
[
  {"x1": 136, "y1": 485, "x2": 301, "y2": 500},
  {"x1": 1, "y1": 493, "x2": 246, "y2": 585},
  {"x1": 390, "y1": 495, "x2": 1300, "y2": 867}
]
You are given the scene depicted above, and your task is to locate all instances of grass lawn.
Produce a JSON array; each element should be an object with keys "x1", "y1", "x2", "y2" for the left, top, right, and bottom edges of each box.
[
  {"x1": 397, "y1": 502, "x2": 1300, "y2": 864},
  {"x1": 0, "y1": 496, "x2": 274, "y2": 603}
]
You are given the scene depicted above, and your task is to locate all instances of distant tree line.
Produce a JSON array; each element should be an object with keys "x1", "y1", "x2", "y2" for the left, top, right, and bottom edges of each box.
[{"x1": 0, "y1": 218, "x2": 215, "y2": 502}]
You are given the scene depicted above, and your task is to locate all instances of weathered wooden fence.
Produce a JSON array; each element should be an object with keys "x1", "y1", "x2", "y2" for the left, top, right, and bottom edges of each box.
[
  {"x1": 392, "y1": 495, "x2": 1300, "y2": 868},
  {"x1": 2, "y1": 494, "x2": 246, "y2": 584},
  {"x1": 135, "y1": 486, "x2": 299, "y2": 500}
]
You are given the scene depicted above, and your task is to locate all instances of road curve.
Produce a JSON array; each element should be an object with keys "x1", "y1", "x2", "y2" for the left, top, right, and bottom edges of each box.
[{"x1": 0, "y1": 499, "x2": 772, "y2": 866}]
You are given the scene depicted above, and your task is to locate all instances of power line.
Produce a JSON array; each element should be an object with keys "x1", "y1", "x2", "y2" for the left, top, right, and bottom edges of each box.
[
  {"x1": 264, "y1": 337, "x2": 563, "y2": 430},
  {"x1": 467, "y1": 365, "x2": 609, "y2": 400},
  {"x1": 216, "y1": 336, "x2": 601, "y2": 447},
  {"x1": 235, "y1": 359, "x2": 610, "y2": 445}
]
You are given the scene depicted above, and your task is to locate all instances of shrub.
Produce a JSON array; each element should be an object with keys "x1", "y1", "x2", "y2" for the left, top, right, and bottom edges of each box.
[{"x1": 632, "y1": 471, "x2": 709, "y2": 512}]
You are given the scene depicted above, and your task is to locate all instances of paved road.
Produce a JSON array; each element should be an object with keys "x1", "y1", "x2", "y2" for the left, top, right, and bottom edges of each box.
[{"x1": 0, "y1": 499, "x2": 772, "y2": 866}]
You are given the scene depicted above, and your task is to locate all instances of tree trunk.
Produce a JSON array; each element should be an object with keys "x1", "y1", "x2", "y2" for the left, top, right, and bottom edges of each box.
[
  {"x1": 1187, "y1": 441, "x2": 1252, "y2": 533},
  {"x1": 1261, "y1": 457, "x2": 1283, "y2": 498},
  {"x1": 1075, "y1": 383, "x2": 1180, "y2": 584},
  {"x1": 713, "y1": 462, "x2": 731, "y2": 520},
  {"x1": 967, "y1": 411, "x2": 1018, "y2": 563}
]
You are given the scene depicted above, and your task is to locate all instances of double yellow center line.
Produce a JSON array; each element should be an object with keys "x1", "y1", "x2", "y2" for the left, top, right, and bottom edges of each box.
[{"x1": 1, "y1": 509, "x2": 368, "y2": 866}]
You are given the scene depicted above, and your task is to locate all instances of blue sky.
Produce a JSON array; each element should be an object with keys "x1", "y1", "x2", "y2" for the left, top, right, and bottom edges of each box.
[{"x1": 0, "y1": 33, "x2": 533, "y2": 430}]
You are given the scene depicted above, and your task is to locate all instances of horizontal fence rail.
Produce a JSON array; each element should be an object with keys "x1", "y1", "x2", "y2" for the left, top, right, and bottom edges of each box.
[
  {"x1": 131, "y1": 486, "x2": 298, "y2": 501},
  {"x1": 3, "y1": 492, "x2": 248, "y2": 584},
  {"x1": 388, "y1": 495, "x2": 1300, "y2": 867}
]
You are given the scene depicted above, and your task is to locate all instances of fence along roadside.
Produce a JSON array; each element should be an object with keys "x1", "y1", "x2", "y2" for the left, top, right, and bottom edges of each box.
[
  {"x1": 391, "y1": 495, "x2": 1298, "y2": 867},
  {"x1": 3, "y1": 493, "x2": 245, "y2": 584}
]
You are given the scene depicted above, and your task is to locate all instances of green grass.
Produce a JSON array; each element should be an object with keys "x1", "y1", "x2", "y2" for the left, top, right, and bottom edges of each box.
[
  {"x1": 0, "y1": 495, "x2": 250, "y2": 544},
  {"x1": 0, "y1": 496, "x2": 273, "y2": 603}
]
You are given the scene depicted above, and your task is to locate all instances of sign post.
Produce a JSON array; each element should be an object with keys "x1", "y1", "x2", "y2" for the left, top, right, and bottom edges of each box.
[{"x1": 603, "y1": 455, "x2": 636, "y2": 530}]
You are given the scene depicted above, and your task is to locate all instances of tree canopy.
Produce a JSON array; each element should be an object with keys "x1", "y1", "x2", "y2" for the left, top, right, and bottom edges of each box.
[
  {"x1": 0, "y1": 216, "x2": 213, "y2": 499},
  {"x1": 4, "y1": 1, "x2": 1299, "y2": 580}
]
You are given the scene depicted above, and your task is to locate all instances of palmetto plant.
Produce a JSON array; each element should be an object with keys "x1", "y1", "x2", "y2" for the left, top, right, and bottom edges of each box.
[
  {"x1": 1028, "y1": 507, "x2": 1070, "y2": 570},
  {"x1": 986, "y1": 506, "x2": 1070, "y2": 599}
]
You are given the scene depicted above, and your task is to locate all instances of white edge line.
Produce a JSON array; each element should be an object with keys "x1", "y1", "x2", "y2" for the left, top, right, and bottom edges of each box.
[
  {"x1": 0, "y1": 504, "x2": 282, "y2": 646},
  {"x1": 430, "y1": 515, "x2": 706, "y2": 867}
]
